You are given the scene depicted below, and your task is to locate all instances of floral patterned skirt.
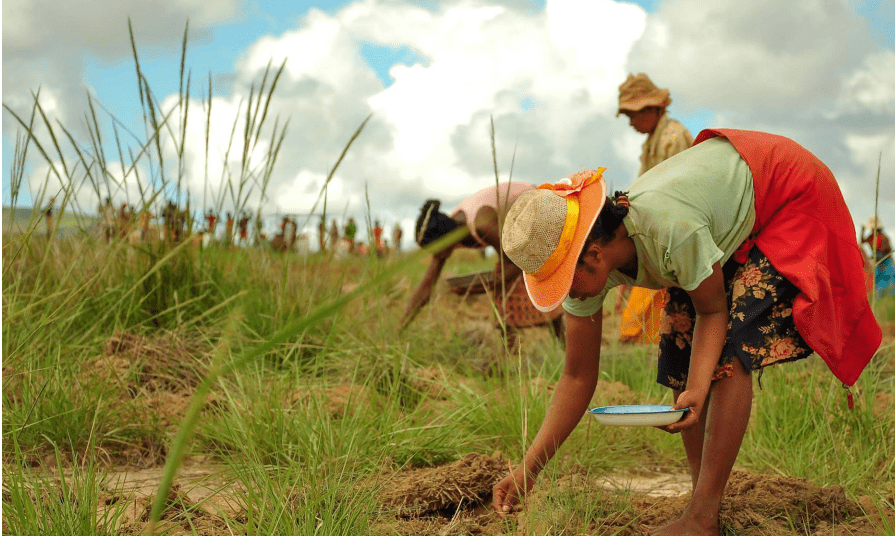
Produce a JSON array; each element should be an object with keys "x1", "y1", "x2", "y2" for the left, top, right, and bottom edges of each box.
[{"x1": 657, "y1": 245, "x2": 813, "y2": 390}]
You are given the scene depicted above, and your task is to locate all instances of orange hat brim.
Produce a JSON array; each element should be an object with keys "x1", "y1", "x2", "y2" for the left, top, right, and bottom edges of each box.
[{"x1": 522, "y1": 178, "x2": 607, "y2": 312}]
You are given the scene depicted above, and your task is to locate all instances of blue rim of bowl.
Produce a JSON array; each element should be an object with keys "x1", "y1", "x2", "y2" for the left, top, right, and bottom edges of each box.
[{"x1": 588, "y1": 405, "x2": 690, "y2": 415}]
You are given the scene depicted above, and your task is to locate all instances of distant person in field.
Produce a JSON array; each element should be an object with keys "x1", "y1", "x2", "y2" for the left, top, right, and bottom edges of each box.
[
  {"x1": 101, "y1": 197, "x2": 116, "y2": 242},
  {"x1": 393, "y1": 222, "x2": 403, "y2": 252},
  {"x1": 286, "y1": 217, "x2": 298, "y2": 249},
  {"x1": 273, "y1": 215, "x2": 298, "y2": 252},
  {"x1": 490, "y1": 130, "x2": 882, "y2": 536},
  {"x1": 861, "y1": 216, "x2": 895, "y2": 296},
  {"x1": 139, "y1": 209, "x2": 154, "y2": 242},
  {"x1": 401, "y1": 184, "x2": 564, "y2": 344},
  {"x1": 344, "y1": 217, "x2": 358, "y2": 252},
  {"x1": 43, "y1": 196, "x2": 55, "y2": 236},
  {"x1": 237, "y1": 213, "x2": 250, "y2": 245},
  {"x1": 205, "y1": 209, "x2": 218, "y2": 235},
  {"x1": 372, "y1": 220, "x2": 384, "y2": 256},
  {"x1": 162, "y1": 201, "x2": 177, "y2": 242},
  {"x1": 329, "y1": 219, "x2": 339, "y2": 251},
  {"x1": 318, "y1": 217, "x2": 327, "y2": 251},
  {"x1": 118, "y1": 203, "x2": 134, "y2": 239},
  {"x1": 616, "y1": 73, "x2": 694, "y2": 346},
  {"x1": 225, "y1": 211, "x2": 235, "y2": 245}
]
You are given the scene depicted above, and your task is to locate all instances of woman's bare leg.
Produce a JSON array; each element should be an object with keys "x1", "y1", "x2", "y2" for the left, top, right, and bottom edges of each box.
[
  {"x1": 674, "y1": 389, "x2": 707, "y2": 490},
  {"x1": 653, "y1": 359, "x2": 753, "y2": 535}
]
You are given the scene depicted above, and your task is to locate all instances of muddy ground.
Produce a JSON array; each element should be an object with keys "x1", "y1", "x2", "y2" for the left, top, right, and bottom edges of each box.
[
  {"x1": 78, "y1": 453, "x2": 893, "y2": 535},
  {"x1": 7, "y1": 289, "x2": 895, "y2": 535}
]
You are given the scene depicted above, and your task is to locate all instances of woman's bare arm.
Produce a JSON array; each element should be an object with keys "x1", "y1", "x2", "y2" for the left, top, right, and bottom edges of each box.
[
  {"x1": 493, "y1": 308, "x2": 602, "y2": 515},
  {"x1": 662, "y1": 262, "x2": 728, "y2": 433},
  {"x1": 401, "y1": 253, "x2": 450, "y2": 329}
]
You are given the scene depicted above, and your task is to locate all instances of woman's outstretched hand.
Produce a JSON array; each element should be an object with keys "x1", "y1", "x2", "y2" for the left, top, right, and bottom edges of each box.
[
  {"x1": 657, "y1": 386, "x2": 708, "y2": 434},
  {"x1": 492, "y1": 468, "x2": 536, "y2": 518}
]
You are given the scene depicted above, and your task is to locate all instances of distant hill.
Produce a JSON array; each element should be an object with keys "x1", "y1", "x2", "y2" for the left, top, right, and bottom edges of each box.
[{"x1": 3, "y1": 206, "x2": 100, "y2": 238}]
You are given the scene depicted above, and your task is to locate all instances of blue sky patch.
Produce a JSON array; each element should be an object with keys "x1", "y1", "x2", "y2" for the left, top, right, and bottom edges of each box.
[
  {"x1": 359, "y1": 42, "x2": 430, "y2": 87},
  {"x1": 857, "y1": 0, "x2": 895, "y2": 44},
  {"x1": 519, "y1": 95, "x2": 537, "y2": 111},
  {"x1": 675, "y1": 108, "x2": 715, "y2": 138}
]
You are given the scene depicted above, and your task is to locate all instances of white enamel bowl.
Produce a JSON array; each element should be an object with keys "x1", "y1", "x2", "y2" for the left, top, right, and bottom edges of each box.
[{"x1": 588, "y1": 404, "x2": 688, "y2": 427}]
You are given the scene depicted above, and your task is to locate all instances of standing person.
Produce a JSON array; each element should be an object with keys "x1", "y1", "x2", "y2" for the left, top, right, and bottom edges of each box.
[
  {"x1": 318, "y1": 217, "x2": 327, "y2": 251},
  {"x1": 272, "y1": 215, "x2": 289, "y2": 252},
  {"x1": 372, "y1": 220, "x2": 384, "y2": 256},
  {"x1": 173, "y1": 204, "x2": 186, "y2": 243},
  {"x1": 344, "y1": 217, "x2": 358, "y2": 252},
  {"x1": 225, "y1": 211, "x2": 235, "y2": 246},
  {"x1": 392, "y1": 222, "x2": 404, "y2": 252},
  {"x1": 616, "y1": 73, "x2": 694, "y2": 345},
  {"x1": 861, "y1": 216, "x2": 895, "y2": 296},
  {"x1": 118, "y1": 203, "x2": 133, "y2": 239},
  {"x1": 139, "y1": 209, "x2": 154, "y2": 242},
  {"x1": 402, "y1": 183, "x2": 564, "y2": 345},
  {"x1": 329, "y1": 219, "x2": 340, "y2": 252},
  {"x1": 491, "y1": 130, "x2": 881, "y2": 535},
  {"x1": 237, "y1": 213, "x2": 250, "y2": 245},
  {"x1": 287, "y1": 217, "x2": 298, "y2": 250},
  {"x1": 205, "y1": 209, "x2": 218, "y2": 235},
  {"x1": 43, "y1": 196, "x2": 56, "y2": 236},
  {"x1": 102, "y1": 197, "x2": 116, "y2": 242},
  {"x1": 162, "y1": 201, "x2": 177, "y2": 242}
]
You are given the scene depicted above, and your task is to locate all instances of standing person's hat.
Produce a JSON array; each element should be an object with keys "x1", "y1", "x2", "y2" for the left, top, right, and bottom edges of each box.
[
  {"x1": 617, "y1": 73, "x2": 672, "y2": 116},
  {"x1": 501, "y1": 169, "x2": 607, "y2": 312},
  {"x1": 865, "y1": 216, "x2": 883, "y2": 230}
]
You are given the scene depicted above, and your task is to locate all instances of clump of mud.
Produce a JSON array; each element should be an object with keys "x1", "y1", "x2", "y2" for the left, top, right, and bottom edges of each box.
[
  {"x1": 380, "y1": 452, "x2": 507, "y2": 516},
  {"x1": 73, "y1": 330, "x2": 214, "y2": 466},
  {"x1": 96, "y1": 330, "x2": 209, "y2": 393},
  {"x1": 586, "y1": 470, "x2": 868, "y2": 535},
  {"x1": 374, "y1": 461, "x2": 883, "y2": 536},
  {"x1": 721, "y1": 471, "x2": 863, "y2": 529}
]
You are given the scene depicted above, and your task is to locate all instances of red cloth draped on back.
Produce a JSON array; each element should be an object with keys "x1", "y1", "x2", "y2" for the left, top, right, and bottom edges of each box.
[{"x1": 694, "y1": 129, "x2": 881, "y2": 386}]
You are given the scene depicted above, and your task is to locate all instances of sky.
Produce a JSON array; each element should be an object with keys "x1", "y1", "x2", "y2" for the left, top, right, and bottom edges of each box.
[{"x1": 3, "y1": 0, "x2": 895, "y2": 245}]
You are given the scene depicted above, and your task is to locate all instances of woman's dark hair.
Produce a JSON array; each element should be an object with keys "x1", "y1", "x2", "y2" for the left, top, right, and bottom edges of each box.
[
  {"x1": 415, "y1": 199, "x2": 458, "y2": 247},
  {"x1": 584, "y1": 191, "x2": 630, "y2": 247},
  {"x1": 415, "y1": 199, "x2": 479, "y2": 248}
]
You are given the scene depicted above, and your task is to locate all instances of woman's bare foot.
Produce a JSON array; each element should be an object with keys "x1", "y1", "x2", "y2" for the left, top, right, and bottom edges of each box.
[{"x1": 648, "y1": 517, "x2": 720, "y2": 536}]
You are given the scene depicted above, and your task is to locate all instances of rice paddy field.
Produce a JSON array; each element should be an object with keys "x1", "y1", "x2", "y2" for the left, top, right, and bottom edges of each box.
[
  {"x1": 2, "y1": 227, "x2": 894, "y2": 535},
  {"x1": 3, "y1": 35, "x2": 894, "y2": 534}
]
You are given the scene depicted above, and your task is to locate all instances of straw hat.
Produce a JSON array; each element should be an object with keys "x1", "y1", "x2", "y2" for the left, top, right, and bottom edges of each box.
[
  {"x1": 865, "y1": 216, "x2": 883, "y2": 230},
  {"x1": 501, "y1": 169, "x2": 607, "y2": 312},
  {"x1": 617, "y1": 73, "x2": 671, "y2": 116}
]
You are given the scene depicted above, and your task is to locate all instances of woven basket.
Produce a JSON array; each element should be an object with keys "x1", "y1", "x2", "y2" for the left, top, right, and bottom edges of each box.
[{"x1": 446, "y1": 270, "x2": 495, "y2": 295}]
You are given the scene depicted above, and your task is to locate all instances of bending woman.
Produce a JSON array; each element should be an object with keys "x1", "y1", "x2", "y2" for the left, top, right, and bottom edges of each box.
[
  {"x1": 401, "y1": 183, "x2": 563, "y2": 341},
  {"x1": 491, "y1": 129, "x2": 881, "y2": 535}
]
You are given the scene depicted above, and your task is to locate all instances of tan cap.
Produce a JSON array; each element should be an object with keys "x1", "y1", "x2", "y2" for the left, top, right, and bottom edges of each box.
[
  {"x1": 865, "y1": 216, "x2": 883, "y2": 230},
  {"x1": 617, "y1": 73, "x2": 671, "y2": 116}
]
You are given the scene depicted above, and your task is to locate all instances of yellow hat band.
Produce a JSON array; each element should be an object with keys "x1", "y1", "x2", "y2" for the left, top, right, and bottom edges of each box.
[
  {"x1": 529, "y1": 170, "x2": 603, "y2": 282},
  {"x1": 530, "y1": 196, "x2": 579, "y2": 282}
]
